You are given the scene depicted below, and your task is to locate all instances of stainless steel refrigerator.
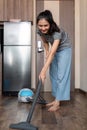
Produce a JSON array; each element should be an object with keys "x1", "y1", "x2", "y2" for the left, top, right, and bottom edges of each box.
[{"x1": 2, "y1": 22, "x2": 32, "y2": 96}]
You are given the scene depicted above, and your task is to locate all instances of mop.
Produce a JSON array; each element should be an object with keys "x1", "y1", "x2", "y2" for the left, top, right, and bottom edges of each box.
[{"x1": 9, "y1": 79, "x2": 46, "y2": 130}]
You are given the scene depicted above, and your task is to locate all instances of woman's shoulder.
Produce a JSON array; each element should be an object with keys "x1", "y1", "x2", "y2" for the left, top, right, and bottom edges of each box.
[
  {"x1": 52, "y1": 31, "x2": 62, "y2": 40},
  {"x1": 59, "y1": 27, "x2": 68, "y2": 35},
  {"x1": 52, "y1": 26, "x2": 64, "y2": 36}
]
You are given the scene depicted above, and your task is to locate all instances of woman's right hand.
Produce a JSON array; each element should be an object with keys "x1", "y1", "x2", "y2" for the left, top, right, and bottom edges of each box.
[{"x1": 39, "y1": 69, "x2": 46, "y2": 83}]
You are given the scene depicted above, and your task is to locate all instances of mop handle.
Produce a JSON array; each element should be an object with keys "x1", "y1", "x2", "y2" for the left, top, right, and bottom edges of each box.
[{"x1": 26, "y1": 79, "x2": 43, "y2": 123}]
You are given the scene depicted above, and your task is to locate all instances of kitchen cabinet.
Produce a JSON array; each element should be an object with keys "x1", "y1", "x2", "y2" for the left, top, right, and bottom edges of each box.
[
  {"x1": 20, "y1": 0, "x2": 33, "y2": 21},
  {"x1": 1, "y1": 0, "x2": 33, "y2": 21},
  {"x1": 4, "y1": 0, "x2": 14, "y2": 20},
  {"x1": 0, "y1": 0, "x2": 4, "y2": 21}
]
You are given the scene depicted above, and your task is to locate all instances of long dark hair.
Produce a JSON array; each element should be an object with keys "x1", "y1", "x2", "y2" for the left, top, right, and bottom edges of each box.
[{"x1": 37, "y1": 10, "x2": 60, "y2": 35}]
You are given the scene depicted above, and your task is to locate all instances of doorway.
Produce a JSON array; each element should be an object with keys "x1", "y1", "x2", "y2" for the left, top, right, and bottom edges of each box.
[{"x1": 36, "y1": 0, "x2": 75, "y2": 91}]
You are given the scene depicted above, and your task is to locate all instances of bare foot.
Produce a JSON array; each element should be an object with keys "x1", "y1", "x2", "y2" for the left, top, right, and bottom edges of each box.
[
  {"x1": 48, "y1": 100, "x2": 60, "y2": 112},
  {"x1": 48, "y1": 105, "x2": 60, "y2": 112},
  {"x1": 46, "y1": 101, "x2": 55, "y2": 107}
]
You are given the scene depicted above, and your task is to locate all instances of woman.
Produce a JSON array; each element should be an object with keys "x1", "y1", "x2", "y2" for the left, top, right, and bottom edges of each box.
[{"x1": 37, "y1": 10, "x2": 72, "y2": 112}]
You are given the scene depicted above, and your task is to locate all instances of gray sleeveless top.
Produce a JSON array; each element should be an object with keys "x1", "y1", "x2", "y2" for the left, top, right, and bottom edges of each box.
[{"x1": 37, "y1": 28, "x2": 72, "y2": 52}]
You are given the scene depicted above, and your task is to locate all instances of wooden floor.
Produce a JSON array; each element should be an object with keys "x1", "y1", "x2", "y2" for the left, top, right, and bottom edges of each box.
[{"x1": 0, "y1": 91, "x2": 87, "y2": 130}]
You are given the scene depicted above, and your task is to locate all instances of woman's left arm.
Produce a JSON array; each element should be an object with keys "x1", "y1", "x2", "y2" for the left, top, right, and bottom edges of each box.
[{"x1": 39, "y1": 39, "x2": 60, "y2": 82}]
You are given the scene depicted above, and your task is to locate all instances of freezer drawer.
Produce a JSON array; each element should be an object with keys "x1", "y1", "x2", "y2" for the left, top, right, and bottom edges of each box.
[
  {"x1": 4, "y1": 22, "x2": 31, "y2": 45},
  {"x1": 2, "y1": 46, "x2": 31, "y2": 95}
]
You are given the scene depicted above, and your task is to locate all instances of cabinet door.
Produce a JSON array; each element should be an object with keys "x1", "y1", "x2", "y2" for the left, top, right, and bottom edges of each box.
[
  {"x1": 4, "y1": 0, "x2": 14, "y2": 20},
  {"x1": 20, "y1": 0, "x2": 29, "y2": 20},
  {"x1": 4, "y1": 0, "x2": 33, "y2": 21},
  {"x1": 0, "y1": 0, "x2": 4, "y2": 21},
  {"x1": 20, "y1": 0, "x2": 33, "y2": 21},
  {"x1": 14, "y1": 0, "x2": 21, "y2": 19},
  {"x1": 27, "y1": 0, "x2": 33, "y2": 21}
]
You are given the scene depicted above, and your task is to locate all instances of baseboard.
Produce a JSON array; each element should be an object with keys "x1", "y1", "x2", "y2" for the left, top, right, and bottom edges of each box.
[{"x1": 75, "y1": 89, "x2": 87, "y2": 96}]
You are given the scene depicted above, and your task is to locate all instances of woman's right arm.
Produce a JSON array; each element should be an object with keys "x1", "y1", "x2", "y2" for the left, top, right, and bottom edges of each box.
[{"x1": 41, "y1": 36, "x2": 49, "y2": 59}]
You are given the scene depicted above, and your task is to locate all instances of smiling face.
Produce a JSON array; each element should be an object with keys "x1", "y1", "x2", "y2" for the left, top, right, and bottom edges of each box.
[{"x1": 37, "y1": 18, "x2": 50, "y2": 34}]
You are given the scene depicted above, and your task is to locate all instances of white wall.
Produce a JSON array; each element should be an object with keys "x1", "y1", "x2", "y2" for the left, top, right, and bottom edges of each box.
[
  {"x1": 80, "y1": 0, "x2": 87, "y2": 92},
  {"x1": 75, "y1": 0, "x2": 87, "y2": 92},
  {"x1": 31, "y1": 0, "x2": 36, "y2": 89},
  {"x1": 75, "y1": 0, "x2": 80, "y2": 89}
]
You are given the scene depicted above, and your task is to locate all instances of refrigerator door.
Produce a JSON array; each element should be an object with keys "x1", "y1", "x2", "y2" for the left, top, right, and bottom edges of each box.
[
  {"x1": 3, "y1": 46, "x2": 31, "y2": 94},
  {"x1": 4, "y1": 22, "x2": 31, "y2": 45}
]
